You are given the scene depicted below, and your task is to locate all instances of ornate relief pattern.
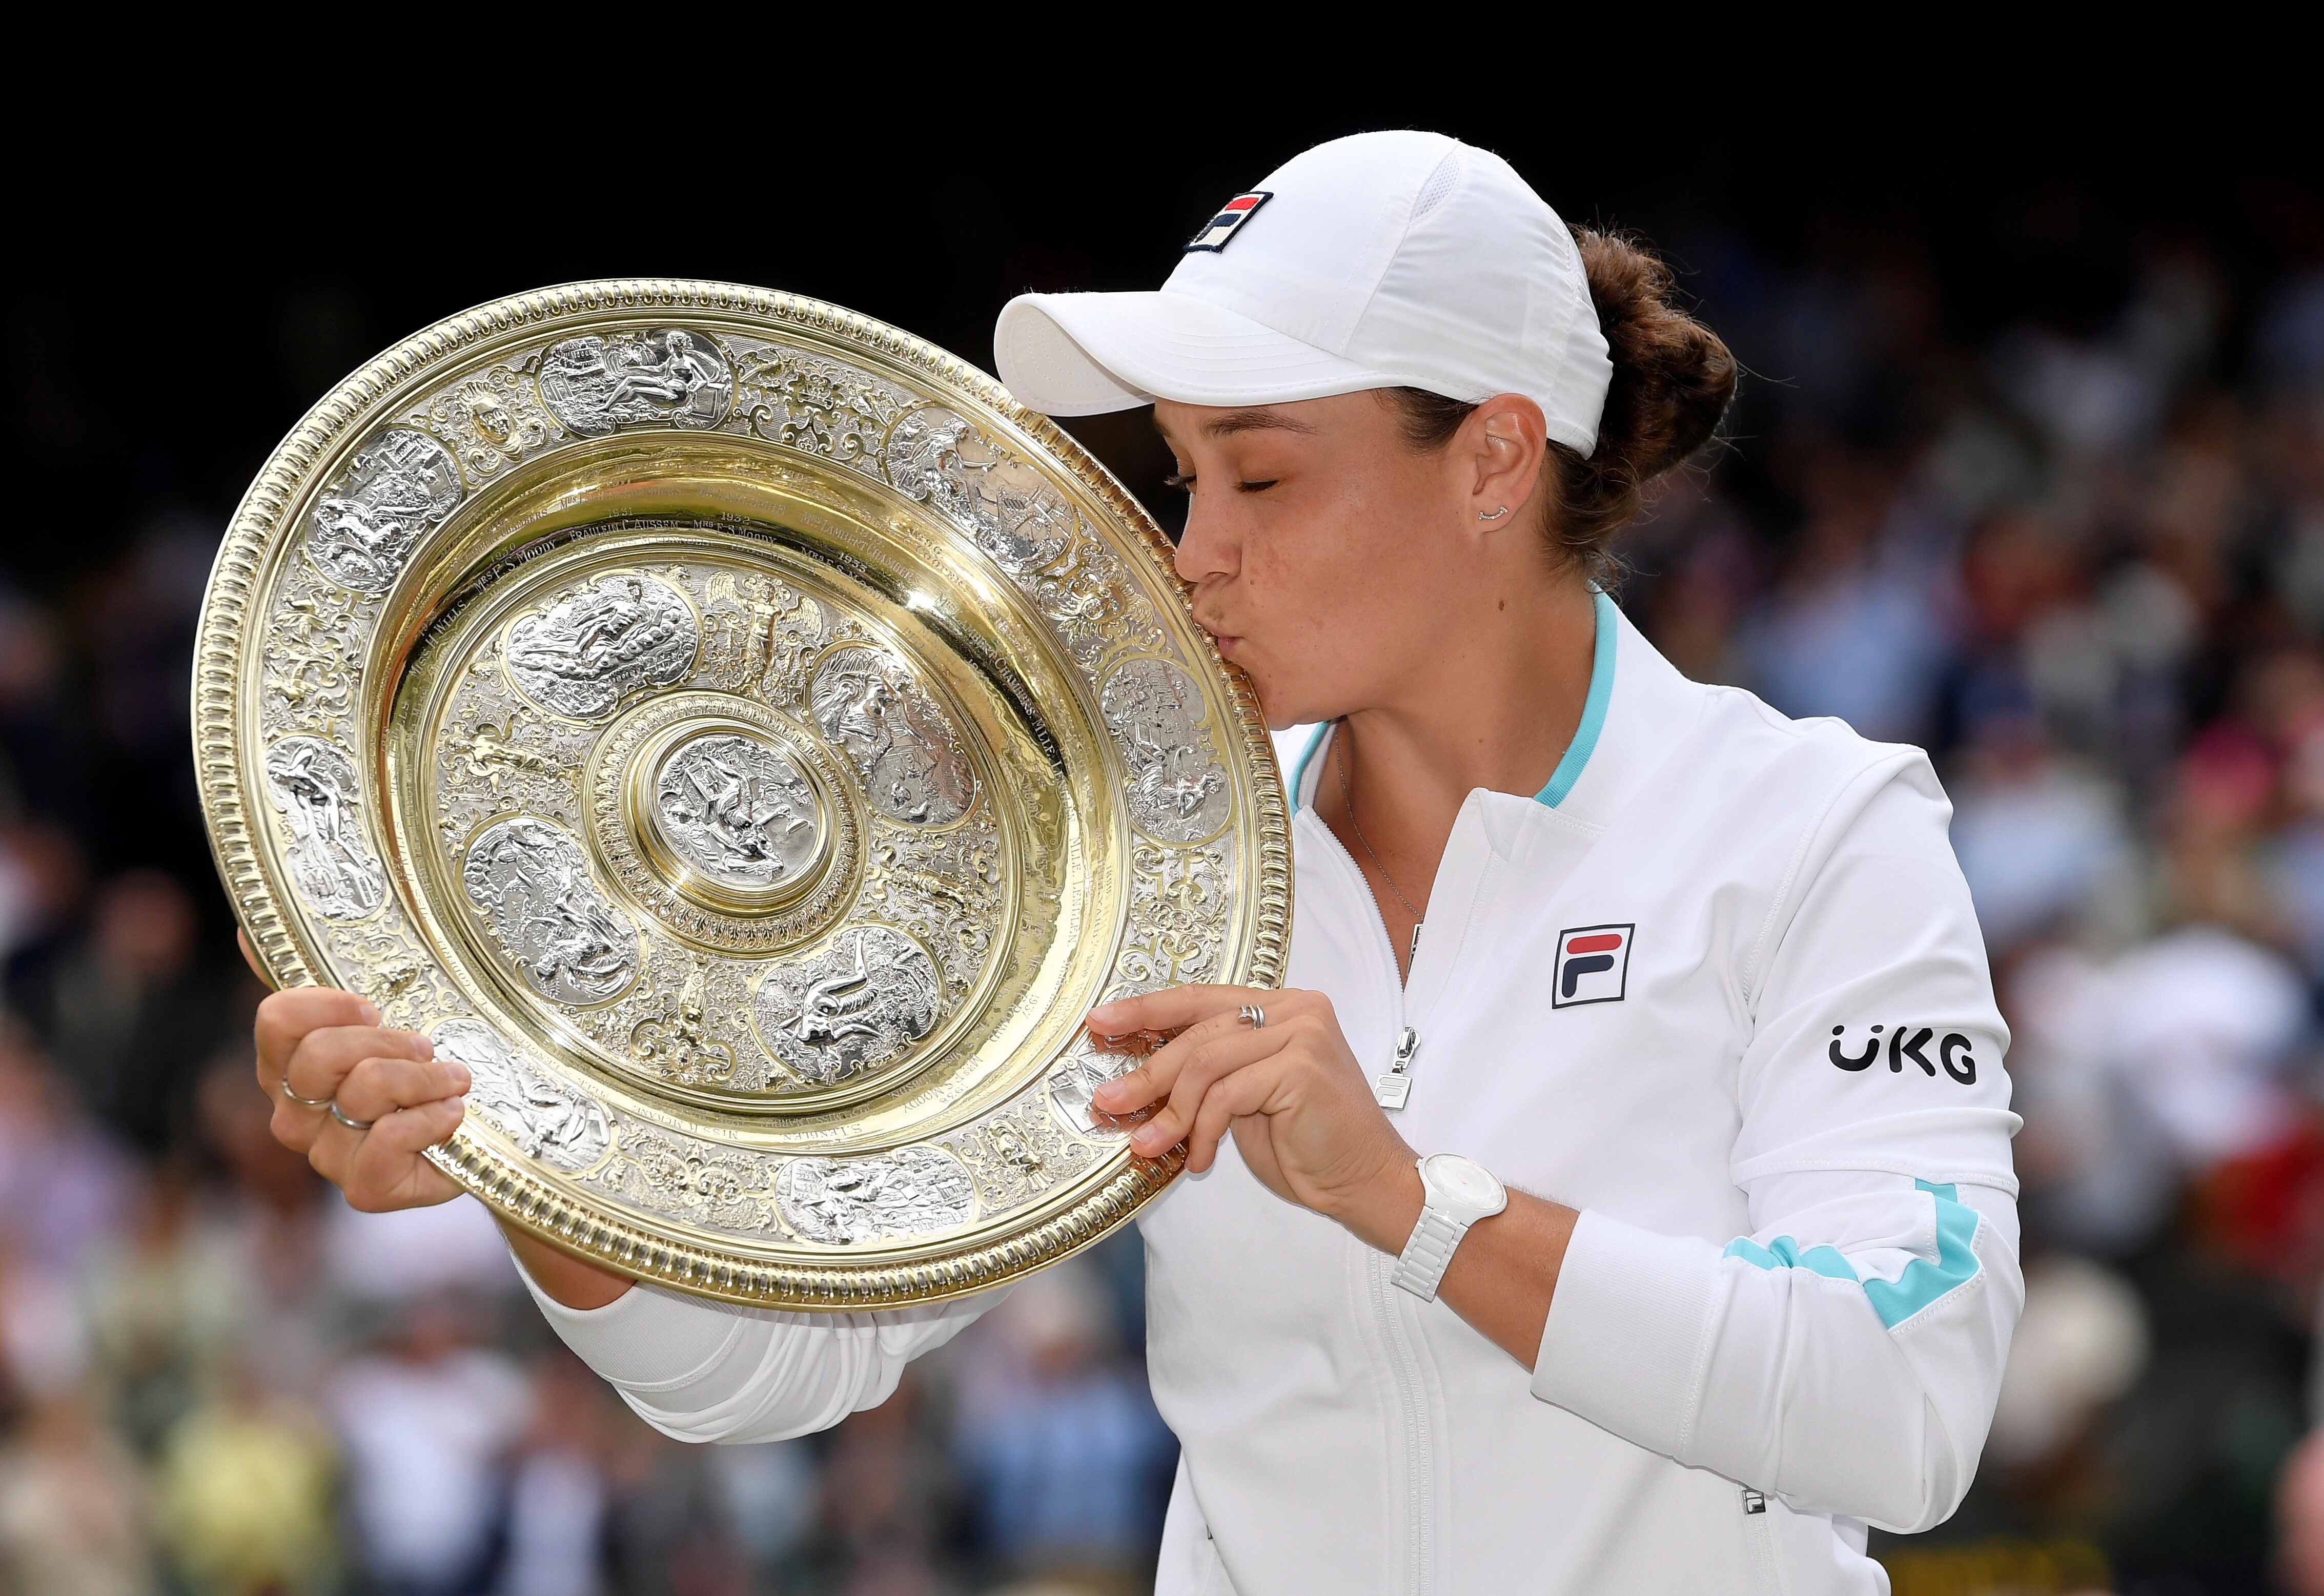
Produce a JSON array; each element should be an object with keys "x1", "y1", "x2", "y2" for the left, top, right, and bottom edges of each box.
[
  {"x1": 260, "y1": 561, "x2": 378, "y2": 741},
  {"x1": 775, "y1": 1145, "x2": 975, "y2": 1245},
  {"x1": 262, "y1": 736, "x2": 385, "y2": 922},
  {"x1": 461, "y1": 816, "x2": 640, "y2": 1005},
  {"x1": 886, "y1": 406, "x2": 1075, "y2": 574},
  {"x1": 653, "y1": 732, "x2": 823, "y2": 891},
  {"x1": 411, "y1": 360, "x2": 560, "y2": 481},
  {"x1": 506, "y1": 573, "x2": 699, "y2": 722},
  {"x1": 1117, "y1": 840, "x2": 1232, "y2": 991},
  {"x1": 304, "y1": 428, "x2": 464, "y2": 595},
  {"x1": 729, "y1": 345, "x2": 915, "y2": 471},
  {"x1": 539, "y1": 330, "x2": 732, "y2": 435},
  {"x1": 751, "y1": 926, "x2": 940, "y2": 1087},
  {"x1": 325, "y1": 910, "x2": 468, "y2": 1034},
  {"x1": 857, "y1": 816, "x2": 1003, "y2": 997},
  {"x1": 431, "y1": 1018, "x2": 610, "y2": 1174},
  {"x1": 585, "y1": 1125, "x2": 780, "y2": 1235},
  {"x1": 949, "y1": 1096, "x2": 1092, "y2": 1208},
  {"x1": 809, "y1": 644, "x2": 975, "y2": 825},
  {"x1": 699, "y1": 571, "x2": 822, "y2": 707},
  {"x1": 436, "y1": 665, "x2": 587, "y2": 843},
  {"x1": 1102, "y1": 658, "x2": 1231, "y2": 844}
]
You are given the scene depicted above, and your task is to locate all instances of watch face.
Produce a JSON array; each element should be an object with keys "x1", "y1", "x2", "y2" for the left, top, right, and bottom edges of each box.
[{"x1": 1425, "y1": 1155, "x2": 1504, "y2": 1212}]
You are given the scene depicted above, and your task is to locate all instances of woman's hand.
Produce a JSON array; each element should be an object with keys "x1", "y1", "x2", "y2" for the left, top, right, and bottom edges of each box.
[
  {"x1": 1087, "y1": 985, "x2": 1423, "y2": 1250},
  {"x1": 254, "y1": 984, "x2": 471, "y2": 1211}
]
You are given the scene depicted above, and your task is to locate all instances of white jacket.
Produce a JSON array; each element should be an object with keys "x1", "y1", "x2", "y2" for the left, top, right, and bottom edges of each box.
[{"x1": 520, "y1": 598, "x2": 2021, "y2": 1595}]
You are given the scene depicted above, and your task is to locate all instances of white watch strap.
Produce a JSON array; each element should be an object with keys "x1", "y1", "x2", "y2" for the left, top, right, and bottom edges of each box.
[{"x1": 1391, "y1": 1206, "x2": 1471, "y2": 1301}]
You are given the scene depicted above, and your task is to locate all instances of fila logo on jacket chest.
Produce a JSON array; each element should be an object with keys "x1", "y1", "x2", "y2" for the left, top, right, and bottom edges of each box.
[{"x1": 1553, "y1": 923, "x2": 1634, "y2": 1007}]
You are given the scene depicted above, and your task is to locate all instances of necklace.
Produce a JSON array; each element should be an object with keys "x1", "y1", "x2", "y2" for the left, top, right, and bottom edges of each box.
[{"x1": 1336, "y1": 726, "x2": 1423, "y2": 961}]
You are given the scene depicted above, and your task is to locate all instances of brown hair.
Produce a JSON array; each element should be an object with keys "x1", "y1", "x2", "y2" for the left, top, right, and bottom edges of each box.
[{"x1": 1387, "y1": 228, "x2": 1736, "y2": 584}]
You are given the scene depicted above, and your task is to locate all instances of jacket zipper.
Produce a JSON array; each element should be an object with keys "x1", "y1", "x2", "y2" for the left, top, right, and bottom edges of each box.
[{"x1": 1302, "y1": 807, "x2": 1434, "y2": 1595}]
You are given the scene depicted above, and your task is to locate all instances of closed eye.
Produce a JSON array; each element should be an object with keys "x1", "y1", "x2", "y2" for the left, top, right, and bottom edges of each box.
[
  {"x1": 1162, "y1": 473, "x2": 1194, "y2": 492},
  {"x1": 1236, "y1": 479, "x2": 1279, "y2": 493}
]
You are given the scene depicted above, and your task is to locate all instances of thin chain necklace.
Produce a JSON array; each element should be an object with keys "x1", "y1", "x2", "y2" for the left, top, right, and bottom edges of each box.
[{"x1": 1336, "y1": 725, "x2": 1423, "y2": 960}]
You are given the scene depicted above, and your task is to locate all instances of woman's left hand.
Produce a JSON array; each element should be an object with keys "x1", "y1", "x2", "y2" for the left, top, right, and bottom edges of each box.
[{"x1": 1087, "y1": 985, "x2": 1418, "y2": 1239}]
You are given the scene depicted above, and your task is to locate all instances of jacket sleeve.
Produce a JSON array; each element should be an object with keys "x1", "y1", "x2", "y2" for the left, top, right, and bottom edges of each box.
[
  {"x1": 1530, "y1": 749, "x2": 2023, "y2": 1532},
  {"x1": 515, "y1": 1255, "x2": 1008, "y2": 1444}
]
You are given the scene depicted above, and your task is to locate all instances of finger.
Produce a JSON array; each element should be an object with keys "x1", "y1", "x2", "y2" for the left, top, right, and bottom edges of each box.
[
  {"x1": 334, "y1": 1054, "x2": 474, "y2": 1124},
  {"x1": 281, "y1": 1025, "x2": 434, "y2": 1109},
  {"x1": 1096, "y1": 1005, "x2": 1269, "y2": 1112},
  {"x1": 236, "y1": 928, "x2": 279, "y2": 990},
  {"x1": 345, "y1": 1098, "x2": 468, "y2": 1211},
  {"x1": 1087, "y1": 984, "x2": 1270, "y2": 1039},
  {"x1": 1132, "y1": 1025, "x2": 1286, "y2": 1157},
  {"x1": 1182, "y1": 1055, "x2": 1293, "y2": 1173},
  {"x1": 255, "y1": 988, "x2": 380, "y2": 1083}
]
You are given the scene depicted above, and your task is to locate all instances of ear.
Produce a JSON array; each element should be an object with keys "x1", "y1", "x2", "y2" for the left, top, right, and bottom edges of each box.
[{"x1": 1461, "y1": 395, "x2": 1549, "y2": 532}]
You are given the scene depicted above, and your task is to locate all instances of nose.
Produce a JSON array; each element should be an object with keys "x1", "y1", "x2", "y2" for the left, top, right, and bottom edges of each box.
[{"x1": 1172, "y1": 495, "x2": 1237, "y2": 588}]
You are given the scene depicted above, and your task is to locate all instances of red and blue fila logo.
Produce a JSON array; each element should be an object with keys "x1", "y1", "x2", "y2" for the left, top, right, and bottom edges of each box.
[
  {"x1": 1186, "y1": 191, "x2": 1273, "y2": 253},
  {"x1": 1553, "y1": 923, "x2": 1633, "y2": 1008}
]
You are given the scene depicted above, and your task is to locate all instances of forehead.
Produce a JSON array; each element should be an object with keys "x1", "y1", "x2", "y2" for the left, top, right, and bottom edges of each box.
[{"x1": 1151, "y1": 396, "x2": 1361, "y2": 444}]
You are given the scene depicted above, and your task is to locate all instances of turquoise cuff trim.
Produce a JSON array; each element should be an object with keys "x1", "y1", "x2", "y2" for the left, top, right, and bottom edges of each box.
[
  {"x1": 1536, "y1": 589, "x2": 1619, "y2": 809},
  {"x1": 1721, "y1": 1179, "x2": 1984, "y2": 1331},
  {"x1": 1288, "y1": 724, "x2": 1332, "y2": 812}
]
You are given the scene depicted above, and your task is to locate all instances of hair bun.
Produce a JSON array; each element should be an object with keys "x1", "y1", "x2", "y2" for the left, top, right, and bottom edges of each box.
[{"x1": 1577, "y1": 230, "x2": 1736, "y2": 480}]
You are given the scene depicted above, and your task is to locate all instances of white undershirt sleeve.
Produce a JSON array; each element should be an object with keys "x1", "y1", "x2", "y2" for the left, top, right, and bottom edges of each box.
[{"x1": 515, "y1": 1254, "x2": 1009, "y2": 1444}]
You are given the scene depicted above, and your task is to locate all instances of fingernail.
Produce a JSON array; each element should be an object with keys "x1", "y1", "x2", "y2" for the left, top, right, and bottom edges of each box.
[
  {"x1": 410, "y1": 1034, "x2": 435, "y2": 1059},
  {"x1": 446, "y1": 1063, "x2": 472, "y2": 1092},
  {"x1": 357, "y1": 1000, "x2": 380, "y2": 1025},
  {"x1": 1093, "y1": 1080, "x2": 1122, "y2": 1103},
  {"x1": 1088, "y1": 1001, "x2": 1123, "y2": 1024}
]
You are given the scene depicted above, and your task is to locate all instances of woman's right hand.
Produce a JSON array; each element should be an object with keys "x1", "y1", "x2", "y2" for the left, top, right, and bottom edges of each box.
[{"x1": 254, "y1": 985, "x2": 472, "y2": 1211}]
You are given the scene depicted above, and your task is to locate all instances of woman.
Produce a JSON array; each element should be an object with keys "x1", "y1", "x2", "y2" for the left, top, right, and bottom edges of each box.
[{"x1": 255, "y1": 132, "x2": 2020, "y2": 1593}]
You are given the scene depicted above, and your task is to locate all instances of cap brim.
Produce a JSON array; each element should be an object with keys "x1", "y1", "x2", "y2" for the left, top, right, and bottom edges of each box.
[{"x1": 994, "y1": 291, "x2": 1400, "y2": 416}]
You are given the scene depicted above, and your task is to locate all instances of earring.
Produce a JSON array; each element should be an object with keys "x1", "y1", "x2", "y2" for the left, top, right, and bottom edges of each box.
[{"x1": 1478, "y1": 506, "x2": 1510, "y2": 522}]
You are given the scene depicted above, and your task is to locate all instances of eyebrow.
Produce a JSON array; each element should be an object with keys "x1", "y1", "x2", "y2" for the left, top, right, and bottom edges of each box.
[{"x1": 1153, "y1": 408, "x2": 1322, "y2": 445}]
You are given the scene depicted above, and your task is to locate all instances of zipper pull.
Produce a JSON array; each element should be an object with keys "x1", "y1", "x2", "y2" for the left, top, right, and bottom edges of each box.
[
  {"x1": 1410, "y1": 921, "x2": 1423, "y2": 963},
  {"x1": 1374, "y1": 1026, "x2": 1419, "y2": 1111}
]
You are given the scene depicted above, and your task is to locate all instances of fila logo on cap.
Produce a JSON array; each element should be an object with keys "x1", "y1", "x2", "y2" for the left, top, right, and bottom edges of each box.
[
  {"x1": 1553, "y1": 924, "x2": 1634, "y2": 1008},
  {"x1": 1185, "y1": 191, "x2": 1272, "y2": 253}
]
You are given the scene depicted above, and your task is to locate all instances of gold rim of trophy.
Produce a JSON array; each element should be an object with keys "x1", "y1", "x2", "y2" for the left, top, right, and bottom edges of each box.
[{"x1": 193, "y1": 280, "x2": 1290, "y2": 1307}]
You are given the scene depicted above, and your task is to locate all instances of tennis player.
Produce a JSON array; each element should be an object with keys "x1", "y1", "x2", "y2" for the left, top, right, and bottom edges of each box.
[{"x1": 254, "y1": 131, "x2": 2021, "y2": 1594}]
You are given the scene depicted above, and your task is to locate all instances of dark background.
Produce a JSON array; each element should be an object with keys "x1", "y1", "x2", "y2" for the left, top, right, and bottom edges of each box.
[{"x1": 5, "y1": 84, "x2": 2324, "y2": 1595}]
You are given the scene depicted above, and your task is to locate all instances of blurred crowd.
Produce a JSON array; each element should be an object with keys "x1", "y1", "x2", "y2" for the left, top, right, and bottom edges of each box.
[{"x1": 7, "y1": 187, "x2": 2324, "y2": 1595}]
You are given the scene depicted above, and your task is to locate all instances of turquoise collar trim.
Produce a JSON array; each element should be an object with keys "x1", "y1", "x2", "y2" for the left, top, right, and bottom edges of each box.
[
  {"x1": 1288, "y1": 588, "x2": 1617, "y2": 812},
  {"x1": 1535, "y1": 589, "x2": 1618, "y2": 809}
]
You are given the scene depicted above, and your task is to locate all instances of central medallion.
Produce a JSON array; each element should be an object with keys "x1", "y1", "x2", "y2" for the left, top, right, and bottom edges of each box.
[
  {"x1": 649, "y1": 731, "x2": 825, "y2": 895},
  {"x1": 586, "y1": 690, "x2": 863, "y2": 955}
]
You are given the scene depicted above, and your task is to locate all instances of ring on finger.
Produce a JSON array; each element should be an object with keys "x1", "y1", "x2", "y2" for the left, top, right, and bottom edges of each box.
[
  {"x1": 1239, "y1": 1003, "x2": 1266, "y2": 1030},
  {"x1": 328, "y1": 1101, "x2": 374, "y2": 1132},
  {"x1": 281, "y1": 1075, "x2": 334, "y2": 1110}
]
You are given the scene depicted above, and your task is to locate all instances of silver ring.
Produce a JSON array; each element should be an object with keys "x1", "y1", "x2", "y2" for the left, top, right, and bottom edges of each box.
[
  {"x1": 281, "y1": 1075, "x2": 333, "y2": 1110},
  {"x1": 1240, "y1": 1003, "x2": 1266, "y2": 1030},
  {"x1": 328, "y1": 1101, "x2": 374, "y2": 1132}
]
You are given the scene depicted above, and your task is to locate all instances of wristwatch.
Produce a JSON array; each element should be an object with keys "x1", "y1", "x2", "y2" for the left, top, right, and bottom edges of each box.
[{"x1": 1391, "y1": 1153, "x2": 1508, "y2": 1301}]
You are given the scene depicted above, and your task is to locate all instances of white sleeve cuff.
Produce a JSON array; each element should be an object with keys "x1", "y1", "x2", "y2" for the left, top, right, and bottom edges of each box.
[{"x1": 1530, "y1": 1209, "x2": 1724, "y2": 1458}]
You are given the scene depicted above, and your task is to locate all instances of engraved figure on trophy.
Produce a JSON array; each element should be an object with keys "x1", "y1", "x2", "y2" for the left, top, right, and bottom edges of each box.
[
  {"x1": 885, "y1": 406, "x2": 1074, "y2": 574},
  {"x1": 1100, "y1": 658, "x2": 1231, "y2": 843},
  {"x1": 700, "y1": 571, "x2": 822, "y2": 705},
  {"x1": 774, "y1": 1145, "x2": 975, "y2": 1245},
  {"x1": 505, "y1": 574, "x2": 698, "y2": 721},
  {"x1": 752, "y1": 926, "x2": 940, "y2": 1086},
  {"x1": 430, "y1": 1018, "x2": 611, "y2": 1173},
  {"x1": 303, "y1": 428, "x2": 465, "y2": 595},
  {"x1": 809, "y1": 645, "x2": 975, "y2": 825},
  {"x1": 653, "y1": 733, "x2": 823, "y2": 891},
  {"x1": 460, "y1": 816, "x2": 639, "y2": 1005},
  {"x1": 262, "y1": 735, "x2": 386, "y2": 922},
  {"x1": 537, "y1": 330, "x2": 733, "y2": 435}
]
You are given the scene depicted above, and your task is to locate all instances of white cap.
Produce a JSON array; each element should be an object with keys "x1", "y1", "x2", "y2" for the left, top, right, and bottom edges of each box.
[{"x1": 993, "y1": 131, "x2": 1615, "y2": 456}]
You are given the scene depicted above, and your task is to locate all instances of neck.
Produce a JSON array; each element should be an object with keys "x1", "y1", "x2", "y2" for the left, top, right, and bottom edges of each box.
[{"x1": 1313, "y1": 573, "x2": 1600, "y2": 972}]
